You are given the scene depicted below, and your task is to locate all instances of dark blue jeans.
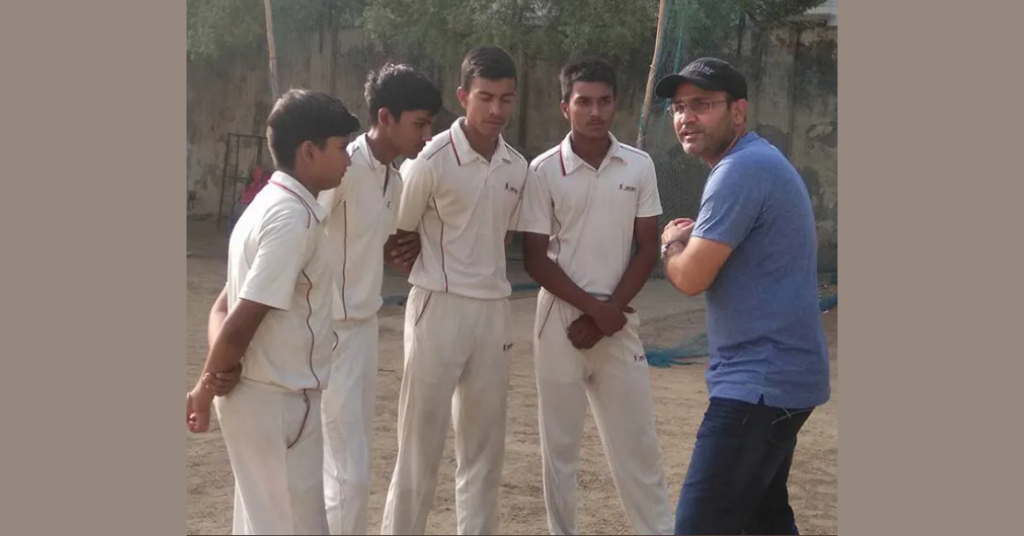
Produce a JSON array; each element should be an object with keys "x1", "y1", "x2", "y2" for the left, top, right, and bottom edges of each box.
[{"x1": 674, "y1": 396, "x2": 815, "y2": 535}]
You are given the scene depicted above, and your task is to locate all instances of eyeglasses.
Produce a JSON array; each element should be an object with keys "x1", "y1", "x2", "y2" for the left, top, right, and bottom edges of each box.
[{"x1": 670, "y1": 99, "x2": 729, "y2": 116}]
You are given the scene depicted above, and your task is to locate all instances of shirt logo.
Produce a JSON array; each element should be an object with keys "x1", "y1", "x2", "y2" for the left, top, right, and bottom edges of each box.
[
  {"x1": 504, "y1": 182, "x2": 520, "y2": 195},
  {"x1": 618, "y1": 184, "x2": 637, "y2": 192},
  {"x1": 386, "y1": 200, "x2": 392, "y2": 209},
  {"x1": 633, "y1": 354, "x2": 647, "y2": 362},
  {"x1": 502, "y1": 342, "x2": 514, "y2": 352}
]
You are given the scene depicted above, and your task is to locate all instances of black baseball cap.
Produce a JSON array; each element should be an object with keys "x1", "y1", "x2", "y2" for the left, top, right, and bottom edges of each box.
[{"x1": 654, "y1": 57, "x2": 748, "y2": 101}]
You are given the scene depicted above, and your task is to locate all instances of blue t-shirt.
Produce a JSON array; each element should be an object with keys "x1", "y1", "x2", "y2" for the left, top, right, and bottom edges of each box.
[{"x1": 692, "y1": 131, "x2": 830, "y2": 409}]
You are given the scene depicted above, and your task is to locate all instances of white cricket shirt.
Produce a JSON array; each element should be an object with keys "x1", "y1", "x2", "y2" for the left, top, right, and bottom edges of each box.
[
  {"x1": 318, "y1": 134, "x2": 403, "y2": 321},
  {"x1": 517, "y1": 132, "x2": 663, "y2": 297},
  {"x1": 395, "y1": 118, "x2": 529, "y2": 300},
  {"x1": 226, "y1": 171, "x2": 336, "y2": 392}
]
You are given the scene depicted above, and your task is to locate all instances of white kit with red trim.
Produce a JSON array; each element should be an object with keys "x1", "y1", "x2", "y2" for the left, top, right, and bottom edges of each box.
[
  {"x1": 381, "y1": 118, "x2": 530, "y2": 535},
  {"x1": 318, "y1": 133, "x2": 404, "y2": 321},
  {"x1": 394, "y1": 117, "x2": 530, "y2": 300},
  {"x1": 317, "y1": 133, "x2": 403, "y2": 535},
  {"x1": 516, "y1": 133, "x2": 675, "y2": 535},
  {"x1": 517, "y1": 131, "x2": 664, "y2": 300},
  {"x1": 227, "y1": 170, "x2": 335, "y2": 392},
  {"x1": 216, "y1": 169, "x2": 336, "y2": 535}
]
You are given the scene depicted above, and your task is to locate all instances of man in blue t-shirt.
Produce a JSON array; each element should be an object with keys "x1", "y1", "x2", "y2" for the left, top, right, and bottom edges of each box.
[{"x1": 655, "y1": 57, "x2": 831, "y2": 535}]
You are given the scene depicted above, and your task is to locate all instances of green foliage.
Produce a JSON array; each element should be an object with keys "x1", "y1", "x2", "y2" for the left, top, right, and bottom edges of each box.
[
  {"x1": 552, "y1": 0, "x2": 660, "y2": 62},
  {"x1": 672, "y1": 0, "x2": 742, "y2": 61},
  {"x1": 361, "y1": 0, "x2": 490, "y2": 63},
  {"x1": 358, "y1": 0, "x2": 823, "y2": 72},
  {"x1": 362, "y1": 0, "x2": 659, "y2": 66},
  {"x1": 186, "y1": 0, "x2": 265, "y2": 62},
  {"x1": 737, "y1": 0, "x2": 828, "y2": 24},
  {"x1": 659, "y1": 0, "x2": 827, "y2": 67},
  {"x1": 186, "y1": 0, "x2": 364, "y2": 63},
  {"x1": 186, "y1": 0, "x2": 826, "y2": 67}
]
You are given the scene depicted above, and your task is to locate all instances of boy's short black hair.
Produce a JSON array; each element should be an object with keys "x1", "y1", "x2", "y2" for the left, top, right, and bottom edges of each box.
[
  {"x1": 460, "y1": 46, "x2": 517, "y2": 91},
  {"x1": 559, "y1": 58, "x2": 618, "y2": 103},
  {"x1": 265, "y1": 89, "x2": 360, "y2": 170},
  {"x1": 365, "y1": 63, "x2": 443, "y2": 125}
]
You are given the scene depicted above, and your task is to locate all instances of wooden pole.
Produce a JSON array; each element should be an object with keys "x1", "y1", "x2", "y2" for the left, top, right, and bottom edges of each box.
[
  {"x1": 263, "y1": 0, "x2": 280, "y2": 100},
  {"x1": 636, "y1": 0, "x2": 669, "y2": 150}
]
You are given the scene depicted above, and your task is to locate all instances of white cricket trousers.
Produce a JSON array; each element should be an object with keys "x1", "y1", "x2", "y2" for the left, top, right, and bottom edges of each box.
[
  {"x1": 533, "y1": 288, "x2": 675, "y2": 535},
  {"x1": 380, "y1": 285, "x2": 513, "y2": 535},
  {"x1": 321, "y1": 315, "x2": 379, "y2": 535},
  {"x1": 214, "y1": 380, "x2": 330, "y2": 535}
]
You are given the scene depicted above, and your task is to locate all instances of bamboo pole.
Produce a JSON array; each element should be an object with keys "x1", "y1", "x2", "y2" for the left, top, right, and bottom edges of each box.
[
  {"x1": 263, "y1": 0, "x2": 280, "y2": 100},
  {"x1": 636, "y1": 0, "x2": 669, "y2": 150}
]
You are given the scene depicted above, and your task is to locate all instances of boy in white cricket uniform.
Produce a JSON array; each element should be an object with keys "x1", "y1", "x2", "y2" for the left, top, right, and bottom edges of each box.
[
  {"x1": 380, "y1": 46, "x2": 528, "y2": 535},
  {"x1": 185, "y1": 89, "x2": 360, "y2": 535},
  {"x1": 518, "y1": 59, "x2": 675, "y2": 535},
  {"x1": 316, "y1": 64, "x2": 442, "y2": 536}
]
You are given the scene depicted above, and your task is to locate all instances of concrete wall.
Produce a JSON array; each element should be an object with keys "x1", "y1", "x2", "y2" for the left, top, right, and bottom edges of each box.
[
  {"x1": 743, "y1": 25, "x2": 839, "y2": 272},
  {"x1": 186, "y1": 23, "x2": 837, "y2": 270}
]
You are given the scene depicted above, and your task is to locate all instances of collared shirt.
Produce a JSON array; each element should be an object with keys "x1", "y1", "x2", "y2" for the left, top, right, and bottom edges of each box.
[
  {"x1": 395, "y1": 117, "x2": 529, "y2": 300},
  {"x1": 226, "y1": 171, "x2": 335, "y2": 392},
  {"x1": 517, "y1": 132, "x2": 663, "y2": 297},
  {"x1": 318, "y1": 134, "x2": 402, "y2": 321},
  {"x1": 692, "y1": 132, "x2": 831, "y2": 409}
]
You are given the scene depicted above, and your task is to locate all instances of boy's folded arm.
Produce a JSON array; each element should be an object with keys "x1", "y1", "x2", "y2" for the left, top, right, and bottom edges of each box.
[
  {"x1": 194, "y1": 207, "x2": 310, "y2": 400},
  {"x1": 203, "y1": 298, "x2": 272, "y2": 375}
]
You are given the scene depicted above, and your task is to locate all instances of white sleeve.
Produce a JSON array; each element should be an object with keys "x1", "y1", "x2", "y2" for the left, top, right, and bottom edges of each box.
[
  {"x1": 394, "y1": 158, "x2": 436, "y2": 233},
  {"x1": 514, "y1": 166, "x2": 553, "y2": 235},
  {"x1": 636, "y1": 158, "x2": 663, "y2": 218},
  {"x1": 238, "y1": 206, "x2": 311, "y2": 310}
]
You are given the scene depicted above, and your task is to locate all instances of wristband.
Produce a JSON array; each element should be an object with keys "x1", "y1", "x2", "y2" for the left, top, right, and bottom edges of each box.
[{"x1": 661, "y1": 239, "x2": 686, "y2": 260}]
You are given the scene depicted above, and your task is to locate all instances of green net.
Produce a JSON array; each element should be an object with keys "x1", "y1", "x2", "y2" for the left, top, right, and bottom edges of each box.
[
  {"x1": 637, "y1": 0, "x2": 839, "y2": 274},
  {"x1": 634, "y1": 0, "x2": 838, "y2": 365}
]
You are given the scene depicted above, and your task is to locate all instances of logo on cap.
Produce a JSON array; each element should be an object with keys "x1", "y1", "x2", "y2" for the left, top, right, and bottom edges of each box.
[{"x1": 684, "y1": 62, "x2": 715, "y2": 76}]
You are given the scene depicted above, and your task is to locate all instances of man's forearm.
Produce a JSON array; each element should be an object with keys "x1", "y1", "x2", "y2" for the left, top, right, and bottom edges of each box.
[
  {"x1": 662, "y1": 241, "x2": 685, "y2": 291},
  {"x1": 663, "y1": 243, "x2": 707, "y2": 296},
  {"x1": 526, "y1": 256, "x2": 605, "y2": 316},
  {"x1": 609, "y1": 245, "x2": 659, "y2": 309}
]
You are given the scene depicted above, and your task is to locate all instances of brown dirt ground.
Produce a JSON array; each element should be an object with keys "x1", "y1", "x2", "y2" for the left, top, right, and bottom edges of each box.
[{"x1": 186, "y1": 218, "x2": 838, "y2": 535}]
